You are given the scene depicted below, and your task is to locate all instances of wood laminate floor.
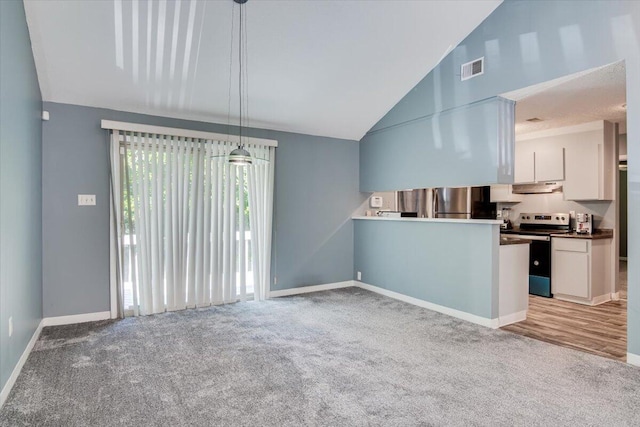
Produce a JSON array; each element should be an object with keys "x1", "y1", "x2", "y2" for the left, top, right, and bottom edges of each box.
[{"x1": 502, "y1": 261, "x2": 628, "y2": 361}]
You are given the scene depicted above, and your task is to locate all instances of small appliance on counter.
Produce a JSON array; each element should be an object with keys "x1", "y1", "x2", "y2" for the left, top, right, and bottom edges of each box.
[
  {"x1": 375, "y1": 211, "x2": 418, "y2": 218},
  {"x1": 500, "y1": 207, "x2": 513, "y2": 230},
  {"x1": 575, "y1": 213, "x2": 593, "y2": 234},
  {"x1": 376, "y1": 211, "x2": 401, "y2": 218}
]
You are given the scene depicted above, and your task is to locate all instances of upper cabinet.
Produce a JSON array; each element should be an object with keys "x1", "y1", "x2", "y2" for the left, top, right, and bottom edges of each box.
[
  {"x1": 534, "y1": 145, "x2": 565, "y2": 182},
  {"x1": 514, "y1": 121, "x2": 616, "y2": 201},
  {"x1": 514, "y1": 140, "x2": 564, "y2": 183},
  {"x1": 514, "y1": 141, "x2": 535, "y2": 183},
  {"x1": 563, "y1": 122, "x2": 616, "y2": 201},
  {"x1": 490, "y1": 184, "x2": 523, "y2": 203}
]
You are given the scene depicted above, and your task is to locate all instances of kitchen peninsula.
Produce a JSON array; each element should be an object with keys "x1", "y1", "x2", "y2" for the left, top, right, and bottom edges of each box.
[{"x1": 353, "y1": 216, "x2": 530, "y2": 328}]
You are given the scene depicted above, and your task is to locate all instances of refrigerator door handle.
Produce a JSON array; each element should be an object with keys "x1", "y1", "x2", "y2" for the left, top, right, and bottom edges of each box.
[{"x1": 433, "y1": 188, "x2": 438, "y2": 216}]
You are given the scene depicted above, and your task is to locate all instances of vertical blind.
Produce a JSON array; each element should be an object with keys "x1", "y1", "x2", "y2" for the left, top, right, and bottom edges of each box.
[{"x1": 109, "y1": 128, "x2": 275, "y2": 317}]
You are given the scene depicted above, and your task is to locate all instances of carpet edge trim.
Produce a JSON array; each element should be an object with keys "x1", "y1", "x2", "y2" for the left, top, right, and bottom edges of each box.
[
  {"x1": 269, "y1": 281, "x2": 355, "y2": 297},
  {"x1": 498, "y1": 310, "x2": 527, "y2": 327},
  {"x1": 354, "y1": 281, "x2": 499, "y2": 329},
  {"x1": 0, "y1": 320, "x2": 44, "y2": 408}
]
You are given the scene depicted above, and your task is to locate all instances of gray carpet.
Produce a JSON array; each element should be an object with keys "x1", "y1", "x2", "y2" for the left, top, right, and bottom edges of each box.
[{"x1": 1, "y1": 288, "x2": 639, "y2": 426}]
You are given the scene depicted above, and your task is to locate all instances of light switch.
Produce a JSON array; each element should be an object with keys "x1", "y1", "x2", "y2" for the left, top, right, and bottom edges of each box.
[{"x1": 78, "y1": 194, "x2": 96, "y2": 206}]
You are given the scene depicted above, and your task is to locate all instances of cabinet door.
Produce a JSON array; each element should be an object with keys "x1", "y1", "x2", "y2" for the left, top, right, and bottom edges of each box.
[
  {"x1": 563, "y1": 142, "x2": 601, "y2": 200},
  {"x1": 552, "y1": 248, "x2": 589, "y2": 298},
  {"x1": 490, "y1": 185, "x2": 523, "y2": 202},
  {"x1": 535, "y1": 146, "x2": 565, "y2": 182},
  {"x1": 514, "y1": 142, "x2": 535, "y2": 183}
]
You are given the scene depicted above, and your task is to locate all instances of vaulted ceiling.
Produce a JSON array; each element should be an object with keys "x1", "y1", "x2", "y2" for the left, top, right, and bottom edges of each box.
[
  {"x1": 24, "y1": 0, "x2": 502, "y2": 140},
  {"x1": 503, "y1": 61, "x2": 627, "y2": 135}
]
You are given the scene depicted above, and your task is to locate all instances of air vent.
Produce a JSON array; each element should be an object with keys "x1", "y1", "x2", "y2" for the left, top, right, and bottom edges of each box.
[
  {"x1": 526, "y1": 117, "x2": 544, "y2": 122},
  {"x1": 461, "y1": 57, "x2": 484, "y2": 81}
]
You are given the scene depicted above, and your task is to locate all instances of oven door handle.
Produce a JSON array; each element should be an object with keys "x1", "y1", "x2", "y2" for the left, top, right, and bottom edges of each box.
[{"x1": 506, "y1": 234, "x2": 550, "y2": 241}]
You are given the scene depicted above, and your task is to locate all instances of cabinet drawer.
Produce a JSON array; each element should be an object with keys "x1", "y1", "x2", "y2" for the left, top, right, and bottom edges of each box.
[{"x1": 553, "y1": 238, "x2": 588, "y2": 253}]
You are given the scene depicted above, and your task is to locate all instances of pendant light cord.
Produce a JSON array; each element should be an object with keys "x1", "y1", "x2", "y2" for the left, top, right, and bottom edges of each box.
[
  {"x1": 227, "y1": 3, "x2": 235, "y2": 143},
  {"x1": 238, "y1": 1, "x2": 243, "y2": 149},
  {"x1": 243, "y1": 3, "x2": 249, "y2": 136}
]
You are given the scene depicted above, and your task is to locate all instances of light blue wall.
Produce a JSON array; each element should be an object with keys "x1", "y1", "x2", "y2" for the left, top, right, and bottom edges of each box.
[
  {"x1": 354, "y1": 220, "x2": 499, "y2": 319},
  {"x1": 0, "y1": 0, "x2": 43, "y2": 393},
  {"x1": 42, "y1": 102, "x2": 366, "y2": 317},
  {"x1": 369, "y1": 1, "x2": 629, "y2": 133},
  {"x1": 358, "y1": 0, "x2": 640, "y2": 355},
  {"x1": 360, "y1": 97, "x2": 515, "y2": 191}
]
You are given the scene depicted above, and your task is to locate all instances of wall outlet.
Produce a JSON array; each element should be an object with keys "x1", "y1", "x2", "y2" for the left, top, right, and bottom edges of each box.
[
  {"x1": 8, "y1": 316, "x2": 13, "y2": 337},
  {"x1": 357, "y1": 271, "x2": 362, "y2": 281},
  {"x1": 78, "y1": 194, "x2": 96, "y2": 206},
  {"x1": 273, "y1": 276, "x2": 277, "y2": 285}
]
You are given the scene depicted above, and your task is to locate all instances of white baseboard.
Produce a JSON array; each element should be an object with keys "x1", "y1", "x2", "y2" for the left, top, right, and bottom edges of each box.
[
  {"x1": 355, "y1": 281, "x2": 499, "y2": 329},
  {"x1": 42, "y1": 311, "x2": 111, "y2": 327},
  {"x1": 269, "y1": 281, "x2": 355, "y2": 298},
  {"x1": 611, "y1": 292, "x2": 621, "y2": 301},
  {"x1": 554, "y1": 293, "x2": 611, "y2": 306},
  {"x1": 628, "y1": 353, "x2": 640, "y2": 367},
  {"x1": 1, "y1": 310, "x2": 112, "y2": 408},
  {"x1": 0, "y1": 320, "x2": 44, "y2": 408},
  {"x1": 591, "y1": 294, "x2": 612, "y2": 306},
  {"x1": 498, "y1": 310, "x2": 527, "y2": 327}
]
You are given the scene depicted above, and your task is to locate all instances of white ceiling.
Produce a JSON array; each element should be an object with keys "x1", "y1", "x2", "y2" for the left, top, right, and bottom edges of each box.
[
  {"x1": 502, "y1": 61, "x2": 627, "y2": 135},
  {"x1": 24, "y1": 0, "x2": 502, "y2": 140}
]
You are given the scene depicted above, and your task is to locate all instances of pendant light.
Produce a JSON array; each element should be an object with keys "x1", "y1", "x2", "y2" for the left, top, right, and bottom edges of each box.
[{"x1": 228, "y1": 0, "x2": 252, "y2": 165}]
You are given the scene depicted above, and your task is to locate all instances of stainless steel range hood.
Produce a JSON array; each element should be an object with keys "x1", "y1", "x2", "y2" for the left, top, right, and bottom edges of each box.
[{"x1": 512, "y1": 182, "x2": 563, "y2": 194}]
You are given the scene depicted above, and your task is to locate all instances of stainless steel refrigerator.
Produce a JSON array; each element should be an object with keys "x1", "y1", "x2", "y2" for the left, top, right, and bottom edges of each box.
[
  {"x1": 433, "y1": 187, "x2": 496, "y2": 219},
  {"x1": 396, "y1": 189, "x2": 430, "y2": 218}
]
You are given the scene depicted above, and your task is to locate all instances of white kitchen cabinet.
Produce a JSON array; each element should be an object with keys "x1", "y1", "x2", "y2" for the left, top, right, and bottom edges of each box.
[
  {"x1": 490, "y1": 185, "x2": 524, "y2": 203},
  {"x1": 514, "y1": 141, "x2": 535, "y2": 183},
  {"x1": 534, "y1": 145, "x2": 565, "y2": 182},
  {"x1": 563, "y1": 121, "x2": 615, "y2": 201},
  {"x1": 514, "y1": 140, "x2": 564, "y2": 183},
  {"x1": 499, "y1": 242, "x2": 529, "y2": 326},
  {"x1": 551, "y1": 237, "x2": 612, "y2": 305},
  {"x1": 552, "y1": 239, "x2": 589, "y2": 298}
]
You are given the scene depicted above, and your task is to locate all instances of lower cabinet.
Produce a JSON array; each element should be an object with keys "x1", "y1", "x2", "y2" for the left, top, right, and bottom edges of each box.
[
  {"x1": 498, "y1": 243, "x2": 530, "y2": 326},
  {"x1": 551, "y1": 237, "x2": 612, "y2": 305}
]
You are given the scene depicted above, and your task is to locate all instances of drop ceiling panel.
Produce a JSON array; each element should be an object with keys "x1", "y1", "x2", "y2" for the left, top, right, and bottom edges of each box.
[{"x1": 24, "y1": 0, "x2": 501, "y2": 140}]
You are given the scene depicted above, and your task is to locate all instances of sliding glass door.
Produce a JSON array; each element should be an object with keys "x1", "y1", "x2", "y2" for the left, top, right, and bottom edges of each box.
[{"x1": 108, "y1": 128, "x2": 275, "y2": 317}]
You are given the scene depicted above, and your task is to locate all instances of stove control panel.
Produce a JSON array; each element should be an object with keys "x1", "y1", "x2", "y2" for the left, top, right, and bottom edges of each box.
[{"x1": 520, "y1": 212, "x2": 570, "y2": 227}]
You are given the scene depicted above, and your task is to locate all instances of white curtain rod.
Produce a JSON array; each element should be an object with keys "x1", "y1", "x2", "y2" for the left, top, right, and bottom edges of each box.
[{"x1": 101, "y1": 120, "x2": 278, "y2": 147}]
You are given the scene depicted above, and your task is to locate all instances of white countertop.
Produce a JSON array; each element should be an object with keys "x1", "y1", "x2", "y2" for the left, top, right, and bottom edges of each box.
[{"x1": 352, "y1": 216, "x2": 503, "y2": 225}]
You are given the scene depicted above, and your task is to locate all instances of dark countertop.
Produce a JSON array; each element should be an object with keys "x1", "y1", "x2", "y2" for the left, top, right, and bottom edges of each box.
[
  {"x1": 500, "y1": 236, "x2": 532, "y2": 246},
  {"x1": 551, "y1": 229, "x2": 613, "y2": 240}
]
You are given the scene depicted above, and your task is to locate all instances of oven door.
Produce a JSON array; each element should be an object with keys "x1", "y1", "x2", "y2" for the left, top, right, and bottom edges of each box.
[{"x1": 507, "y1": 234, "x2": 552, "y2": 297}]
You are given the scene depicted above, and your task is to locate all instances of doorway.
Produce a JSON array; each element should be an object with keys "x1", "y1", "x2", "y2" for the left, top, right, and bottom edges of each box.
[{"x1": 498, "y1": 61, "x2": 628, "y2": 361}]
